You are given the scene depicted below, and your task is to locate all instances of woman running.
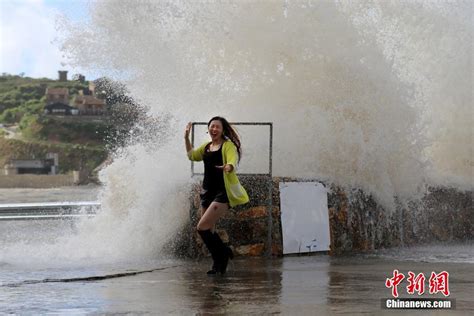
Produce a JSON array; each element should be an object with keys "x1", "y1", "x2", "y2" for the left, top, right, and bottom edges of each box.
[{"x1": 185, "y1": 116, "x2": 249, "y2": 274}]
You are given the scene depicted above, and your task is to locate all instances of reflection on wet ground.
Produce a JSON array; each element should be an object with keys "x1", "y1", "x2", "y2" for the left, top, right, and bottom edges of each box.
[{"x1": 1, "y1": 255, "x2": 473, "y2": 315}]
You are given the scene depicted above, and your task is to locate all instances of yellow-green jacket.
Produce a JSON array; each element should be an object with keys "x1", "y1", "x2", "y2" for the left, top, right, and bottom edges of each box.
[{"x1": 188, "y1": 140, "x2": 249, "y2": 207}]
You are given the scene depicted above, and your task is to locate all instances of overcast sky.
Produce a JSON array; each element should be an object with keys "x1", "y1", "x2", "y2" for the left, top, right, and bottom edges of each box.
[{"x1": 0, "y1": 0, "x2": 94, "y2": 80}]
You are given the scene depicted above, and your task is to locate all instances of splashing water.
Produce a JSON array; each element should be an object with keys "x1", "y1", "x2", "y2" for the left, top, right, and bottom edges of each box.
[{"x1": 2, "y1": 1, "x2": 471, "y2": 264}]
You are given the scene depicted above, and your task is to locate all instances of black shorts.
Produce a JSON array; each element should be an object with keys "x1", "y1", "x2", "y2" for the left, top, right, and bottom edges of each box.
[{"x1": 200, "y1": 189, "x2": 229, "y2": 209}]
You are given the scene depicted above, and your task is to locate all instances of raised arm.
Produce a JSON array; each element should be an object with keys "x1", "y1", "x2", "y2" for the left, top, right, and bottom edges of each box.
[
  {"x1": 185, "y1": 123, "x2": 207, "y2": 161},
  {"x1": 184, "y1": 122, "x2": 192, "y2": 154}
]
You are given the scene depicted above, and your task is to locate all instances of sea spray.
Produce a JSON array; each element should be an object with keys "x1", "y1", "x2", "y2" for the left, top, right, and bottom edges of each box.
[
  {"x1": 0, "y1": 142, "x2": 190, "y2": 265},
  {"x1": 336, "y1": 0, "x2": 473, "y2": 190},
  {"x1": 60, "y1": 1, "x2": 469, "y2": 204}
]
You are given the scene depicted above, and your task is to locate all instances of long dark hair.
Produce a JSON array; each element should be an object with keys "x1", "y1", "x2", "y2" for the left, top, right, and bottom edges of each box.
[{"x1": 208, "y1": 116, "x2": 242, "y2": 162}]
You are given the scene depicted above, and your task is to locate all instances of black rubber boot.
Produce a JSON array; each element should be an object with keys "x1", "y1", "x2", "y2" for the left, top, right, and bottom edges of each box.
[
  {"x1": 197, "y1": 229, "x2": 220, "y2": 275},
  {"x1": 211, "y1": 231, "x2": 234, "y2": 274}
]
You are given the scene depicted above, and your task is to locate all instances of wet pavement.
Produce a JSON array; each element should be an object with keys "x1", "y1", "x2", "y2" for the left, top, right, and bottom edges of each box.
[
  {"x1": 2, "y1": 255, "x2": 473, "y2": 315},
  {"x1": 0, "y1": 188, "x2": 472, "y2": 314}
]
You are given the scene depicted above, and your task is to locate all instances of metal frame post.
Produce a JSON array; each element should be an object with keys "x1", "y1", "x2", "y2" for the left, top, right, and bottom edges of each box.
[{"x1": 266, "y1": 123, "x2": 273, "y2": 256}]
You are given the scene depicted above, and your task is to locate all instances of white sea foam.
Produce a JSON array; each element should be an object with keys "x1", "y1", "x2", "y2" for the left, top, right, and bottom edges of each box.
[{"x1": 60, "y1": 0, "x2": 472, "y2": 200}]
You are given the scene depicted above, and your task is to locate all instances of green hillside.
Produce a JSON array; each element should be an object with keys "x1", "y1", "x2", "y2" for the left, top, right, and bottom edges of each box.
[
  {"x1": 0, "y1": 74, "x2": 109, "y2": 178},
  {"x1": 0, "y1": 73, "x2": 150, "y2": 181},
  {"x1": 0, "y1": 74, "x2": 88, "y2": 121}
]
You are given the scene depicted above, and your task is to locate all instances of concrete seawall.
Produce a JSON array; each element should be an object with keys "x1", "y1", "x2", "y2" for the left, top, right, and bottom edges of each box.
[
  {"x1": 328, "y1": 185, "x2": 473, "y2": 254},
  {"x1": 177, "y1": 176, "x2": 473, "y2": 257},
  {"x1": 0, "y1": 174, "x2": 75, "y2": 188}
]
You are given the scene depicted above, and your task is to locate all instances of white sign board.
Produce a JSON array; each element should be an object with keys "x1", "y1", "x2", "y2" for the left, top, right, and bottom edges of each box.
[{"x1": 280, "y1": 182, "x2": 330, "y2": 254}]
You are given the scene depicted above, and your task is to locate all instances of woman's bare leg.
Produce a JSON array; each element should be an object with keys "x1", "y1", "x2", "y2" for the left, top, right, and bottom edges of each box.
[
  {"x1": 197, "y1": 202, "x2": 228, "y2": 231},
  {"x1": 197, "y1": 202, "x2": 230, "y2": 274},
  {"x1": 199, "y1": 206, "x2": 216, "y2": 231}
]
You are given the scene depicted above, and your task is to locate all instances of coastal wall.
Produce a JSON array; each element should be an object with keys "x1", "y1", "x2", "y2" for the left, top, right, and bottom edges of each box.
[
  {"x1": 0, "y1": 174, "x2": 75, "y2": 188},
  {"x1": 328, "y1": 186, "x2": 472, "y2": 254},
  {"x1": 177, "y1": 176, "x2": 472, "y2": 258},
  {"x1": 0, "y1": 169, "x2": 94, "y2": 188},
  {"x1": 180, "y1": 176, "x2": 280, "y2": 258}
]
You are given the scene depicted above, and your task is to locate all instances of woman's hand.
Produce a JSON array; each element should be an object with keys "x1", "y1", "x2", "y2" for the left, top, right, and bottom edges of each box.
[
  {"x1": 215, "y1": 164, "x2": 234, "y2": 173},
  {"x1": 184, "y1": 122, "x2": 192, "y2": 139}
]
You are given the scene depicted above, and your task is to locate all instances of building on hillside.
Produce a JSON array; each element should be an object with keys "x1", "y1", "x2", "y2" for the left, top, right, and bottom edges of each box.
[
  {"x1": 73, "y1": 95, "x2": 107, "y2": 115},
  {"x1": 45, "y1": 88, "x2": 69, "y2": 105},
  {"x1": 4, "y1": 153, "x2": 59, "y2": 175},
  {"x1": 44, "y1": 102, "x2": 78, "y2": 115},
  {"x1": 43, "y1": 71, "x2": 107, "y2": 116}
]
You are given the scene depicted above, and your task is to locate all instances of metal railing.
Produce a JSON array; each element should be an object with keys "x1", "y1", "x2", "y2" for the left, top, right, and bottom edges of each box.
[{"x1": 0, "y1": 201, "x2": 99, "y2": 220}]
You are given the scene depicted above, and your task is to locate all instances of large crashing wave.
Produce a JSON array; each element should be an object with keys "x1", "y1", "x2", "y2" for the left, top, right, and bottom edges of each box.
[
  {"x1": 4, "y1": 0, "x2": 465, "y2": 263},
  {"x1": 61, "y1": 1, "x2": 472, "y2": 206}
]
